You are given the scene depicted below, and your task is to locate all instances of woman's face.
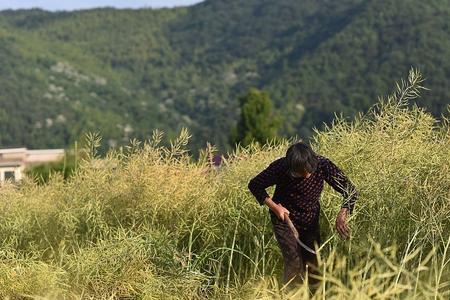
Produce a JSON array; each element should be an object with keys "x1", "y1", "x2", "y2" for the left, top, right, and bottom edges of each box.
[{"x1": 291, "y1": 170, "x2": 312, "y2": 179}]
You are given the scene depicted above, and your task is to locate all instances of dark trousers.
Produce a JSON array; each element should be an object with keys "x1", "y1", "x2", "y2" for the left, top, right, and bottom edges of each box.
[{"x1": 270, "y1": 213, "x2": 321, "y2": 285}]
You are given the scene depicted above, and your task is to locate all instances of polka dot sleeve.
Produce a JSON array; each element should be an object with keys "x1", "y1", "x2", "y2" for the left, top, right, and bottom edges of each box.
[
  {"x1": 322, "y1": 157, "x2": 358, "y2": 213},
  {"x1": 248, "y1": 158, "x2": 284, "y2": 205}
]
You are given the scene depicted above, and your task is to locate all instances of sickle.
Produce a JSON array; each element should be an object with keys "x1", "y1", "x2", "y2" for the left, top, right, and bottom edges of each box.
[{"x1": 284, "y1": 212, "x2": 317, "y2": 255}]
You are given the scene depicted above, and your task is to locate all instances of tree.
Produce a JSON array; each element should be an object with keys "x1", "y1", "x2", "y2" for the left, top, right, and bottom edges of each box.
[{"x1": 231, "y1": 88, "x2": 281, "y2": 147}]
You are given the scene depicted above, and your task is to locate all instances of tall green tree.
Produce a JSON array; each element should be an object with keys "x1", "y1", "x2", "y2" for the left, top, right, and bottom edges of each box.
[{"x1": 232, "y1": 88, "x2": 280, "y2": 147}]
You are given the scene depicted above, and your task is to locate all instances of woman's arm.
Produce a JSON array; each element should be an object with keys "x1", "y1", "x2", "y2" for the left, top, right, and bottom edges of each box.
[
  {"x1": 248, "y1": 158, "x2": 284, "y2": 205},
  {"x1": 322, "y1": 157, "x2": 358, "y2": 239},
  {"x1": 322, "y1": 157, "x2": 358, "y2": 213},
  {"x1": 264, "y1": 196, "x2": 290, "y2": 221}
]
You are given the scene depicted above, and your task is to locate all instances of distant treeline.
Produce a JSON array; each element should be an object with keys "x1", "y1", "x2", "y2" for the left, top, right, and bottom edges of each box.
[{"x1": 0, "y1": 0, "x2": 449, "y2": 153}]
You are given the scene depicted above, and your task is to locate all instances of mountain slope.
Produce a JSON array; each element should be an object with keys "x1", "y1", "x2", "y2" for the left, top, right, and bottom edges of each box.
[{"x1": 0, "y1": 0, "x2": 449, "y2": 152}]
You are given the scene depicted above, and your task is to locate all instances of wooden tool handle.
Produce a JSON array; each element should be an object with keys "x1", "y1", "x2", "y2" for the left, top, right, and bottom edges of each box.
[{"x1": 284, "y1": 212, "x2": 299, "y2": 240}]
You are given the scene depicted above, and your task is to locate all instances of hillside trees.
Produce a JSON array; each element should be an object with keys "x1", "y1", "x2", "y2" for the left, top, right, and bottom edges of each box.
[
  {"x1": 231, "y1": 88, "x2": 280, "y2": 147},
  {"x1": 0, "y1": 0, "x2": 449, "y2": 152}
]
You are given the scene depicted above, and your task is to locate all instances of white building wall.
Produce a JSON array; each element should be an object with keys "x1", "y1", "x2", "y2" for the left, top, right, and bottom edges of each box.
[
  {"x1": 0, "y1": 148, "x2": 63, "y2": 183},
  {"x1": 0, "y1": 166, "x2": 22, "y2": 183}
]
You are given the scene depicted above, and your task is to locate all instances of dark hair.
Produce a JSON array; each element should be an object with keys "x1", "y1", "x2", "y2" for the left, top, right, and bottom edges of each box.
[{"x1": 285, "y1": 142, "x2": 318, "y2": 177}]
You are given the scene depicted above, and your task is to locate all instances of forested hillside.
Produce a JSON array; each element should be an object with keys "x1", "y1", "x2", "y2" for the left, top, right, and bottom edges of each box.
[
  {"x1": 0, "y1": 0, "x2": 449, "y2": 152},
  {"x1": 1, "y1": 71, "x2": 449, "y2": 298}
]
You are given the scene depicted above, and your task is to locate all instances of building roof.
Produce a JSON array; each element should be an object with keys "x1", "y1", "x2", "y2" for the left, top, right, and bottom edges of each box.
[
  {"x1": 0, "y1": 148, "x2": 65, "y2": 167},
  {"x1": 27, "y1": 149, "x2": 65, "y2": 155},
  {"x1": 0, "y1": 148, "x2": 27, "y2": 154}
]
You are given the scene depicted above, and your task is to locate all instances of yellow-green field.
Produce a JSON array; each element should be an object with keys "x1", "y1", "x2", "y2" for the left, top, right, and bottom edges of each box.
[{"x1": 1, "y1": 70, "x2": 449, "y2": 299}]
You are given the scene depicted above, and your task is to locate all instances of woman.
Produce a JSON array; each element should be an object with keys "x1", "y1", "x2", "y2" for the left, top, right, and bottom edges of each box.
[{"x1": 248, "y1": 142, "x2": 358, "y2": 285}]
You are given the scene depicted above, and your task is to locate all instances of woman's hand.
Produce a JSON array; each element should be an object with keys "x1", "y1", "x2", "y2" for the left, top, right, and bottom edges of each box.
[
  {"x1": 263, "y1": 197, "x2": 290, "y2": 221},
  {"x1": 336, "y1": 208, "x2": 350, "y2": 239},
  {"x1": 273, "y1": 203, "x2": 290, "y2": 221}
]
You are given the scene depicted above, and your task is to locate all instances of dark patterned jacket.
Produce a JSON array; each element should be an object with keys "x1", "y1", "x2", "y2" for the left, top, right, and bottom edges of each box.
[{"x1": 248, "y1": 155, "x2": 358, "y2": 228}]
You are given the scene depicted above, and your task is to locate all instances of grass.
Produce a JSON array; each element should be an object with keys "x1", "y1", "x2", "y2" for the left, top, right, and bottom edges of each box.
[{"x1": 0, "y1": 69, "x2": 449, "y2": 299}]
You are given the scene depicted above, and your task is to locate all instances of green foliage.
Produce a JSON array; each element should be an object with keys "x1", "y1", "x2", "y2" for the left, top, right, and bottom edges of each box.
[
  {"x1": 0, "y1": 71, "x2": 449, "y2": 298},
  {"x1": 0, "y1": 0, "x2": 449, "y2": 153},
  {"x1": 232, "y1": 88, "x2": 280, "y2": 147},
  {"x1": 25, "y1": 151, "x2": 77, "y2": 184}
]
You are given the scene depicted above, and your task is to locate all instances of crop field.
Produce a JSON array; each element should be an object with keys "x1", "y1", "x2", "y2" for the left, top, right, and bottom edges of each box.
[{"x1": 0, "y1": 70, "x2": 449, "y2": 299}]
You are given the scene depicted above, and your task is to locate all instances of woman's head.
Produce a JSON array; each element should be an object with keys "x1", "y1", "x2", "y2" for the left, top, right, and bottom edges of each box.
[{"x1": 285, "y1": 142, "x2": 318, "y2": 178}]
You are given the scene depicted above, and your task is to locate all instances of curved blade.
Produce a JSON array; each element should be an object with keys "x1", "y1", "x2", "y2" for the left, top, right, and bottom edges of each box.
[{"x1": 284, "y1": 213, "x2": 317, "y2": 255}]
